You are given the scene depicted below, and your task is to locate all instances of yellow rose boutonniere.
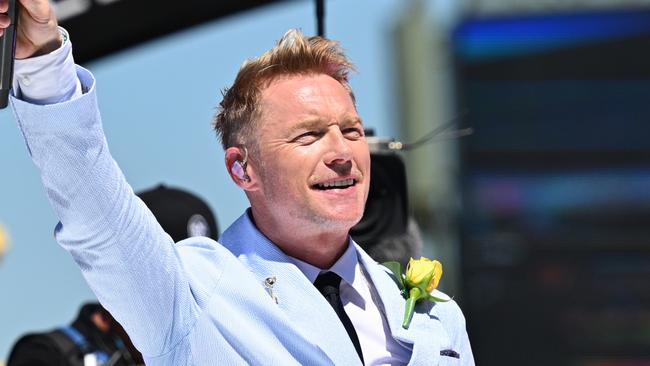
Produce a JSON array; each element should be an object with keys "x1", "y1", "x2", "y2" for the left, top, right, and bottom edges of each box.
[{"x1": 383, "y1": 257, "x2": 451, "y2": 329}]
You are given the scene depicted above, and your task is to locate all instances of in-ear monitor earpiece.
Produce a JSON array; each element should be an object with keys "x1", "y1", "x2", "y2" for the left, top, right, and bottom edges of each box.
[{"x1": 231, "y1": 146, "x2": 250, "y2": 182}]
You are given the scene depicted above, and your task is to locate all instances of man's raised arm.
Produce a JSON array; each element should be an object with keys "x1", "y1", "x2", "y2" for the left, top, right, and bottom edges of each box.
[{"x1": 1, "y1": 0, "x2": 204, "y2": 359}]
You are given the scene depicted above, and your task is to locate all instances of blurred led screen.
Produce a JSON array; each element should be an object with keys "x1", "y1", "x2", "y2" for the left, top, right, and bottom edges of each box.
[{"x1": 453, "y1": 8, "x2": 650, "y2": 366}]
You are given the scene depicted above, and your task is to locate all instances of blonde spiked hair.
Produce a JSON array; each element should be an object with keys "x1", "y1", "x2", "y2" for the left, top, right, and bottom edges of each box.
[{"x1": 213, "y1": 29, "x2": 356, "y2": 151}]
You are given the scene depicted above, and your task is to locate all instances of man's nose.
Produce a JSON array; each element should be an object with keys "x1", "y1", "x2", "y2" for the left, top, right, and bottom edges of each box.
[{"x1": 323, "y1": 130, "x2": 353, "y2": 168}]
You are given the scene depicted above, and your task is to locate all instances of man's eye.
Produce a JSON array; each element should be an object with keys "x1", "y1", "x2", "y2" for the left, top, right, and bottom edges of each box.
[
  {"x1": 293, "y1": 131, "x2": 321, "y2": 143},
  {"x1": 343, "y1": 128, "x2": 363, "y2": 139}
]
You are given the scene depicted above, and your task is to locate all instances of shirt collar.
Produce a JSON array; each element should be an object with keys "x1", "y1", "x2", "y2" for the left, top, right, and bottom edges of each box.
[{"x1": 290, "y1": 240, "x2": 359, "y2": 287}]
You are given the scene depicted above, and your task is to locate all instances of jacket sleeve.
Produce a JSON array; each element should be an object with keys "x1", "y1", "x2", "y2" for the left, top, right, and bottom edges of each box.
[{"x1": 10, "y1": 67, "x2": 200, "y2": 358}]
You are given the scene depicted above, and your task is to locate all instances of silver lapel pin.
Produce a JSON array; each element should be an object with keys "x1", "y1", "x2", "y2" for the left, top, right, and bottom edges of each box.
[{"x1": 264, "y1": 276, "x2": 279, "y2": 304}]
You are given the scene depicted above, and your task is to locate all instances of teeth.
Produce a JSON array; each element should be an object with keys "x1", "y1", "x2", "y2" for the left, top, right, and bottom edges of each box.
[{"x1": 317, "y1": 178, "x2": 354, "y2": 189}]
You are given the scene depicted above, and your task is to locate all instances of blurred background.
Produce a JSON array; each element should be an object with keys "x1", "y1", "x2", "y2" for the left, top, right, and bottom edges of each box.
[{"x1": 1, "y1": 0, "x2": 650, "y2": 365}]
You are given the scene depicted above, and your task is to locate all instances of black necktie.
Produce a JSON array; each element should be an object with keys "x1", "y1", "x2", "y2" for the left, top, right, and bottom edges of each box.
[{"x1": 314, "y1": 271, "x2": 364, "y2": 364}]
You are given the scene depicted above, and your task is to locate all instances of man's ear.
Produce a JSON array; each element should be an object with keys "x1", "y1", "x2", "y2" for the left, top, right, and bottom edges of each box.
[{"x1": 225, "y1": 146, "x2": 258, "y2": 191}]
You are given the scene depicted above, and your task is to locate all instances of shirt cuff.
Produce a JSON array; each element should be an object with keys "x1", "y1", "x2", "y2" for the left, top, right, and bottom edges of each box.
[{"x1": 12, "y1": 27, "x2": 83, "y2": 105}]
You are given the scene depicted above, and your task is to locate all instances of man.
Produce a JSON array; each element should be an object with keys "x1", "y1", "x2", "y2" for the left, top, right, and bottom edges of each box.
[
  {"x1": 1, "y1": 0, "x2": 474, "y2": 364},
  {"x1": 7, "y1": 303, "x2": 143, "y2": 366}
]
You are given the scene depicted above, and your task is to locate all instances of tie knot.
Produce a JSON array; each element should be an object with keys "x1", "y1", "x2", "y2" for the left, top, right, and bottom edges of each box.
[{"x1": 314, "y1": 271, "x2": 342, "y2": 294}]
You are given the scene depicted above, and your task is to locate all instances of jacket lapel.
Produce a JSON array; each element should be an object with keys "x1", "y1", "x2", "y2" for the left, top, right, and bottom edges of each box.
[
  {"x1": 220, "y1": 212, "x2": 362, "y2": 365},
  {"x1": 356, "y1": 245, "x2": 447, "y2": 365}
]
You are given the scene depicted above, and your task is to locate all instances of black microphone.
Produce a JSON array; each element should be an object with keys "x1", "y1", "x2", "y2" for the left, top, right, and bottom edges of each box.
[{"x1": 0, "y1": 0, "x2": 18, "y2": 109}]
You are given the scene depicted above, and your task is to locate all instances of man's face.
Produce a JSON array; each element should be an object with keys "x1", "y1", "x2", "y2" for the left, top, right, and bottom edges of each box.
[{"x1": 251, "y1": 73, "x2": 371, "y2": 233}]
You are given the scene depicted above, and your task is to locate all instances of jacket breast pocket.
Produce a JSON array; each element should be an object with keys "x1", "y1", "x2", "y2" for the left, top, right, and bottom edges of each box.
[{"x1": 439, "y1": 349, "x2": 460, "y2": 365}]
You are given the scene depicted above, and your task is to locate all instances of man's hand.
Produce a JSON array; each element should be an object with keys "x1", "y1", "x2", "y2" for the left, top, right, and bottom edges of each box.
[{"x1": 0, "y1": 0, "x2": 60, "y2": 59}]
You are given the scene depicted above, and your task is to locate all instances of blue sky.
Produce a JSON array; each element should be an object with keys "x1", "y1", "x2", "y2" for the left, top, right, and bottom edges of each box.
[{"x1": 0, "y1": 0, "x2": 424, "y2": 359}]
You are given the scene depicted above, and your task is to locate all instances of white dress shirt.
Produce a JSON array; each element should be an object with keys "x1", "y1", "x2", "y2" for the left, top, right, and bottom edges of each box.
[
  {"x1": 292, "y1": 243, "x2": 412, "y2": 365},
  {"x1": 13, "y1": 28, "x2": 82, "y2": 104}
]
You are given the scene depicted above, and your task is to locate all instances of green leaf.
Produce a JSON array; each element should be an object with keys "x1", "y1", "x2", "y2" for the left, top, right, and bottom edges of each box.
[
  {"x1": 427, "y1": 295, "x2": 451, "y2": 302},
  {"x1": 426, "y1": 289, "x2": 452, "y2": 302},
  {"x1": 382, "y1": 261, "x2": 405, "y2": 292}
]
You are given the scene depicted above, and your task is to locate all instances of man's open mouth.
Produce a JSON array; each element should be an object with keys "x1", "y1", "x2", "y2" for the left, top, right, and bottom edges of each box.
[{"x1": 313, "y1": 178, "x2": 356, "y2": 190}]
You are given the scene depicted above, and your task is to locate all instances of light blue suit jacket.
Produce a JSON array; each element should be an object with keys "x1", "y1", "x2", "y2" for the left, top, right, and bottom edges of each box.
[{"x1": 11, "y1": 66, "x2": 473, "y2": 365}]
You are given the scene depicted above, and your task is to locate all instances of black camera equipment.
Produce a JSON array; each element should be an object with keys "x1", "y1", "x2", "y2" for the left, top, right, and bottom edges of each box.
[{"x1": 351, "y1": 131, "x2": 409, "y2": 250}]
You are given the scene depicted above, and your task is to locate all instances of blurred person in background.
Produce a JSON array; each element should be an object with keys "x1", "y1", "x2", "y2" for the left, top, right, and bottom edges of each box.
[
  {"x1": 7, "y1": 185, "x2": 218, "y2": 366},
  {"x1": 8, "y1": 303, "x2": 141, "y2": 366},
  {"x1": 135, "y1": 185, "x2": 219, "y2": 243}
]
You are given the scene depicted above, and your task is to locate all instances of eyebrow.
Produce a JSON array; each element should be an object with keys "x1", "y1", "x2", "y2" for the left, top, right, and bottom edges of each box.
[
  {"x1": 340, "y1": 116, "x2": 364, "y2": 128},
  {"x1": 288, "y1": 116, "x2": 363, "y2": 135}
]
